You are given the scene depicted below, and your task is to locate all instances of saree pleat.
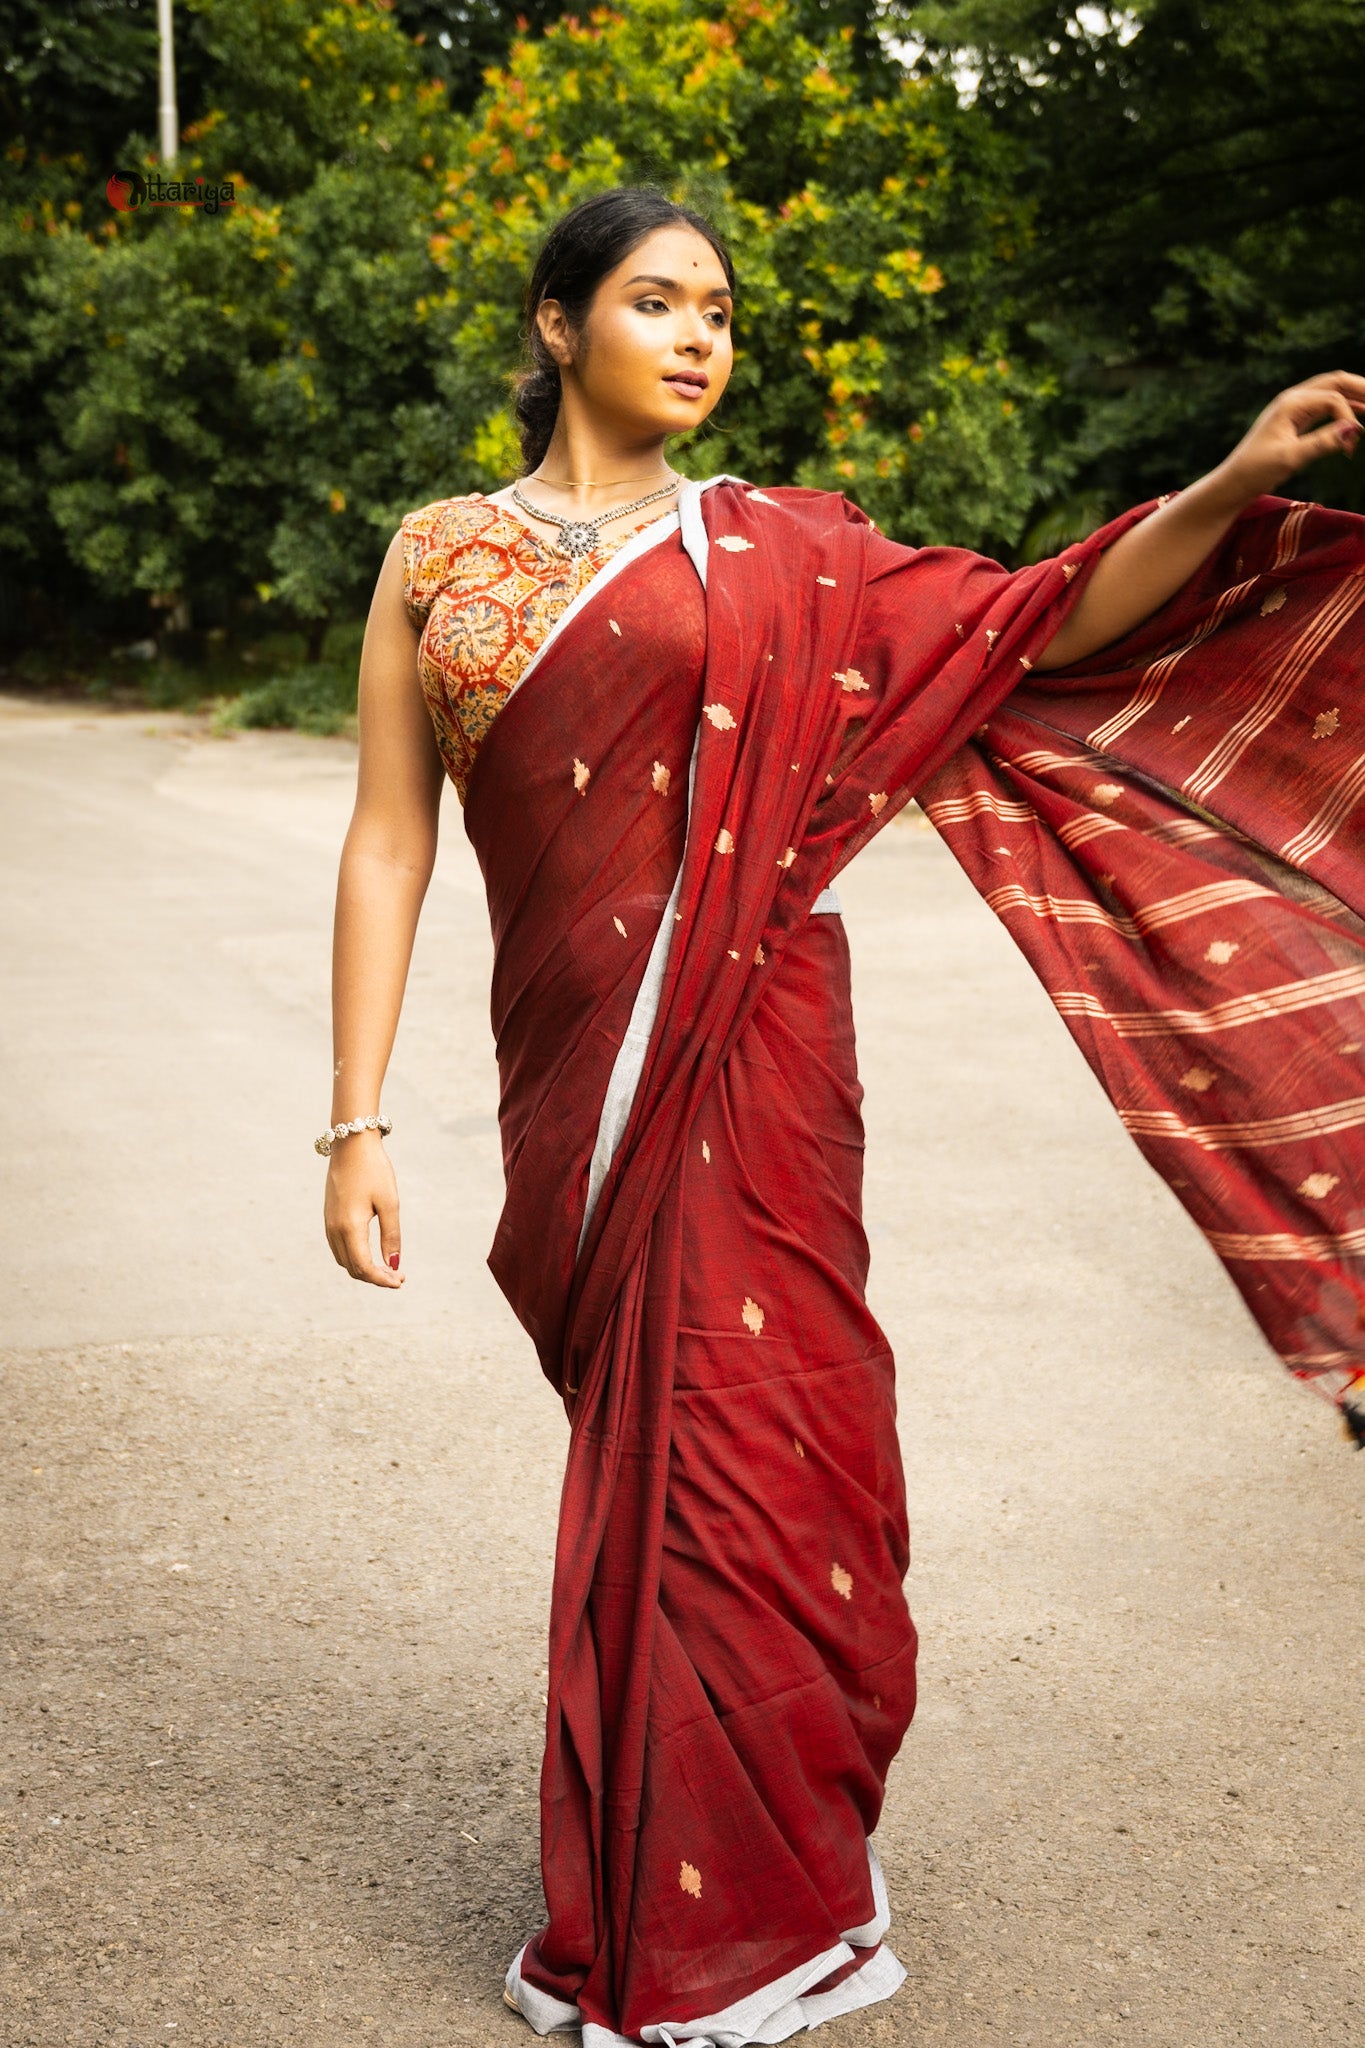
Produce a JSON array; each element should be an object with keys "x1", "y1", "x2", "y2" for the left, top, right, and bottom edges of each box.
[{"x1": 454, "y1": 478, "x2": 1365, "y2": 2043}]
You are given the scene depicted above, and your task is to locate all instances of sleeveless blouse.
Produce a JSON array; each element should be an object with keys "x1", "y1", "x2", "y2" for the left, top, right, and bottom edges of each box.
[{"x1": 400, "y1": 494, "x2": 671, "y2": 802}]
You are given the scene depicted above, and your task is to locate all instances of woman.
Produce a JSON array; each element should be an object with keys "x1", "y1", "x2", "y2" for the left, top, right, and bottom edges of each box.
[{"x1": 322, "y1": 188, "x2": 1365, "y2": 2045}]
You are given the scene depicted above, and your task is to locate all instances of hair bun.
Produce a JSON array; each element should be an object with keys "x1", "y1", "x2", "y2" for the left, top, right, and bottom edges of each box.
[{"x1": 514, "y1": 359, "x2": 562, "y2": 474}]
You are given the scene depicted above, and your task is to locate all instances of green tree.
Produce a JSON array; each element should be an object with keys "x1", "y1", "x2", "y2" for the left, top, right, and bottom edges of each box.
[
  {"x1": 29, "y1": 201, "x2": 287, "y2": 626},
  {"x1": 906, "y1": 0, "x2": 1365, "y2": 546},
  {"x1": 393, "y1": 0, "x2": 569, "y2": 111},
  {"x1": 0, "y1": 0, "x2": 228, "y2": 595},
  {"x1": 0, "y1": 0, "x2": 532, "y2": 635},
  {"x1": 27, "y1": 0, "x2": 459, "y2": 644},
  {"x1": 1, "y1": 0, "x2": 174, "y2": 165}
]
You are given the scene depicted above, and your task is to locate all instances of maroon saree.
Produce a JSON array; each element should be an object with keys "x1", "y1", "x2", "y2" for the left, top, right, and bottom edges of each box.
[{"x1": 458, "y1": 479, "x2": 1365, "y2": 2044}]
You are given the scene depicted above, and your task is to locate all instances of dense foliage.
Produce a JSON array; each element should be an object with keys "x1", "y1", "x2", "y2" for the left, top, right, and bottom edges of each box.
[
  {"x1": 2, "y1": 0, "x2": 1360, "y2": 679},
  {"x1": 911, "y1": 0, "x2": 1365, "y2": 550}
]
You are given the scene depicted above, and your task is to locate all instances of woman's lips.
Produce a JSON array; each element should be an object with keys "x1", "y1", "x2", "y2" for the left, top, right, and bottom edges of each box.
[{"x1": 663, "y1": 373, "x2": 708, "y2": 397}]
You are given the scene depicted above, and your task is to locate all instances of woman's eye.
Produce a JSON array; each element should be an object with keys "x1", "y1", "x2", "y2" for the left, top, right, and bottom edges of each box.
[{"x1": 636, "y1": 297, "x2": 668, "y2": 313}]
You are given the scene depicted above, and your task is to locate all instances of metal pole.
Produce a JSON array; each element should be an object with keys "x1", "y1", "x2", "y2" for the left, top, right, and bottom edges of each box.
[{"x1": 157, "y1": 0, "x2": 178, "y2": 165}]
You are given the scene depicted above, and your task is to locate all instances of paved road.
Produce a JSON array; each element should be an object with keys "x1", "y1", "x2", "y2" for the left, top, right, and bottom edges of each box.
[{"x1": 2, "y1": 693, "x2": 1360, "y2": 2048}]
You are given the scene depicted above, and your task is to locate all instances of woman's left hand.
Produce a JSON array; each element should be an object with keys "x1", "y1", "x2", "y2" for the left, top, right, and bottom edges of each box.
[
  {"x1": 1217, "y1": 370, "x2": 1365, "y2": 500},
  {"x1": 1037, "y1": 367, "x2": 1365, "y2": 672}
]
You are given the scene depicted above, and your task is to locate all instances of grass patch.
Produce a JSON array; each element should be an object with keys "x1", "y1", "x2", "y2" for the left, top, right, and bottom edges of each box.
[
  {"x1": 3, "y1": 621, "x2": 363, "y2": 737},
  {"x1": 212, "y1": 661, "x2": 358, "y2": 738}
]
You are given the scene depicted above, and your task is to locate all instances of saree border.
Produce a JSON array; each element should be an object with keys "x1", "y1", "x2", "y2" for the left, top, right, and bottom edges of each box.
[
  {"x1": 572, "y1": 478, "x2": 840, "y2": 1256},
  {"x1": 505, "y1": 1839, "x2": 902, "y2": 2046}
]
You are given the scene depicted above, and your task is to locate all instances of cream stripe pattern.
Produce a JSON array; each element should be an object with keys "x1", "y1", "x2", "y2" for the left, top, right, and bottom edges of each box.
[
  {"x1": 1050, "y1": 962, "x2": 1365, "y2": 1037},
  {"x1": 1184, "y1": 574, "x2": 1365, "y2": 803},
  {"x1": 1010, "y1": 747, "x2": 1104, "y2": 775},
  {"x1": 1056, "y1": 814, "x2": 1129, "y2": 849},
  {"x1": 1146, "y1": 817, "x2": 1228, "y2": 846},
  {"x1": 1120, "y1": 1092, "x2": 1365, "y2": 1149},
  {"x1": 1083, "y1": 498, "x2": 1306, "y2": 755},
  {"x1": 986, "y1": 876, "x2": 1275, "y2": 942},
  {"x1": 1086, "y1": 579, "x2": 1255, "y2": 754},
  {"x1": 1280, "y1": 749, "x2": 1365, "y2": 866},
  {"x1": 1204, "y1": 1223, "x2": 1365, "y2": 1262},
  {"x1": 923, "y1": 792, "x2": 1036, "y2": 826},
  {"x1": 1271, "y1": 500, "x2": 1311, "y2": 572}
]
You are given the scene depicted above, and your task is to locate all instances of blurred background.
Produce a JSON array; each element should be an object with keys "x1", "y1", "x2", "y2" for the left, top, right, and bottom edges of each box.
[{"x1": 2, "y1": 0, "x2": 1362, "y2": 733}]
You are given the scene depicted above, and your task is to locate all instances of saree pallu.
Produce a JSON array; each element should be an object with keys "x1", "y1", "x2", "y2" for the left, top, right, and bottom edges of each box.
[
  {"x1": 918, "y1": 495, "x2": 1365, "y2": 1407},
  {"x1": 460, "y1": 478, "x2": 1365, "y2": 2045}
]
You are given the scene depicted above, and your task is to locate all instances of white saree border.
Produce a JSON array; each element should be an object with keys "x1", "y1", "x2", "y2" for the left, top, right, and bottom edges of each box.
[
  {"x1": 574, "y1": 476, "x2": 840, "y2": 1256},
  {"x1": 504, "y1": 1839, "x2": 905, "y2": 2046},
  {"x1": 576, "y1": 724, "x2": 701, "y2": 1258},
  {"x1": 506, "y1": 497, "x2": 684, "y2": 703}
]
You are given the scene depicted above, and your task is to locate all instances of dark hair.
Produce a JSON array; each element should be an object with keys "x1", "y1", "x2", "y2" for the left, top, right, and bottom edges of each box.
[{"x1": 514, "y1": 187, "x2": 735, "y2": 471}]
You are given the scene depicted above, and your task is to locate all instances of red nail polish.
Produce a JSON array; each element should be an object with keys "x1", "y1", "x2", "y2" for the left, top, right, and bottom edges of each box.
[{"x1": 388, "y1": 1252, "x2": 400, "y2": 1270}]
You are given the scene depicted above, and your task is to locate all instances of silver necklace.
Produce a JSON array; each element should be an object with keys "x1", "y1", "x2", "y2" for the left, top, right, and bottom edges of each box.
[{"x1": 510, "y1": 476, "x2": 679, "y2": 559}]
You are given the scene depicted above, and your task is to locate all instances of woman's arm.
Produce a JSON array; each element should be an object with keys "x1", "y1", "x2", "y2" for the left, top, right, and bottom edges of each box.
[
  {"x1": 1034, "y1": 371, "x2": 1365, "y2": 672},
  {"x1": 323, "y1": 530, "x2": 446, "y2": 1288}
]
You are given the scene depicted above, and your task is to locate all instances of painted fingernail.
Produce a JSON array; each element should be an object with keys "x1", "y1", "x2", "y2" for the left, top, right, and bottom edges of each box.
[{"x1": 388, "y1": 1252, "x2": 400, "y2": 1270}]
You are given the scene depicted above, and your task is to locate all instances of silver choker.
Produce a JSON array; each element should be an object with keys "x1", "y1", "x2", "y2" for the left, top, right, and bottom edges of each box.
[{"x1": 511, "y1": 476, "x2": 680, "y2": 558}]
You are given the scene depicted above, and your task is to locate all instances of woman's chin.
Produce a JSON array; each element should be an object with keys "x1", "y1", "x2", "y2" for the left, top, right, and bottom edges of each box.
[
  {"x1": 666, "y1": 398, "x2": 715, "y2": 432},
  {"x1": 628, "y1": 399, "x2": 718, "y2": 443}
]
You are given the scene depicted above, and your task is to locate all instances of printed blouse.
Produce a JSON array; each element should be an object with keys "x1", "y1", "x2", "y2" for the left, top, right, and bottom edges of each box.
[{"x1": 400, "y1": 494, "x2": 667, "y2": 803}]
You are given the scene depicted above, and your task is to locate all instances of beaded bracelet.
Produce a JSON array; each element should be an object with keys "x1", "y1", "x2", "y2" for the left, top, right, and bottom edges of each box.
[{"x1": 315, "y1": 1112, "x2": 392, "y2": 1157}]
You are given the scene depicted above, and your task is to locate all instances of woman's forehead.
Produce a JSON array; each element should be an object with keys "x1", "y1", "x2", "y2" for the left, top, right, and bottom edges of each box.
[{"x1": 609, "y1": 223, "x2": 730, "y2": 287}]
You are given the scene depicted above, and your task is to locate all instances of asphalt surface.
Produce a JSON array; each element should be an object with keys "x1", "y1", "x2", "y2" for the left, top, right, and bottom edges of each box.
[{"x1": 2, "y1": 693, "x2": 1361, "y2": 2048}]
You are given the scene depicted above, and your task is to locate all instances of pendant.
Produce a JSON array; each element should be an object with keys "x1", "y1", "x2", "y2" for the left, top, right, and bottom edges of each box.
[{"x1": 556, "y1": 520, "x2": 600, "y2": 558}]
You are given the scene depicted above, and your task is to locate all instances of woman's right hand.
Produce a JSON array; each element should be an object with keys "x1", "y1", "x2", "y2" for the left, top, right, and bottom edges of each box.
[{"x1": 323, "y1": 1132, "x2": 405, "y2": 1287}]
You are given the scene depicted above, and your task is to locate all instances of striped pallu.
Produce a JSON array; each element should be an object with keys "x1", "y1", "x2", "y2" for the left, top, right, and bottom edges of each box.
[{"x1": 919, "y1": 494, "x2": 1365, "y2": 1418}]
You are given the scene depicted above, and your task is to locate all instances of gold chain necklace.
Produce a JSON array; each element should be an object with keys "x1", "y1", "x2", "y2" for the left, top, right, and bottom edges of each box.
[{"x1": 529, "y1": 469, "x2": 676, "y2": 489}]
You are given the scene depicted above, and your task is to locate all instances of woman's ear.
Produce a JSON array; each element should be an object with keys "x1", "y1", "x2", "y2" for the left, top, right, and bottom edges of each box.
[{"x1": 535, "y1": 299, "x2": 575, "y2": 369}]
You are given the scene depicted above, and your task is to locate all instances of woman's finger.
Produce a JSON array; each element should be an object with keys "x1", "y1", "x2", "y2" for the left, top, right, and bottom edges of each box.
[
  {"x1": 376, "y1": 1191, "x2": 402, "y2": 1274},
  {"x1": 1291, "y1": 417, "x2": 1360, "y2": 468},
  {"x1": 1306, "y1": 369, "x2": 1365, "y2": 399},
  {"x1": 1278, "y1": 385, "x2": 1361, "y2": 434},
  {"x1": 349, "y1": 1216, "x2": 404, "y2": 1287},
  {"x1": 1290, "y1": 391, "x2": 1361, "y2": 443},
  {"x1": 328, "y1": 1208, "x2": 400, "y2": 1287},
  {"x1": 1285, "y1": 370, "x2": 1365, "y2": 410}
]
